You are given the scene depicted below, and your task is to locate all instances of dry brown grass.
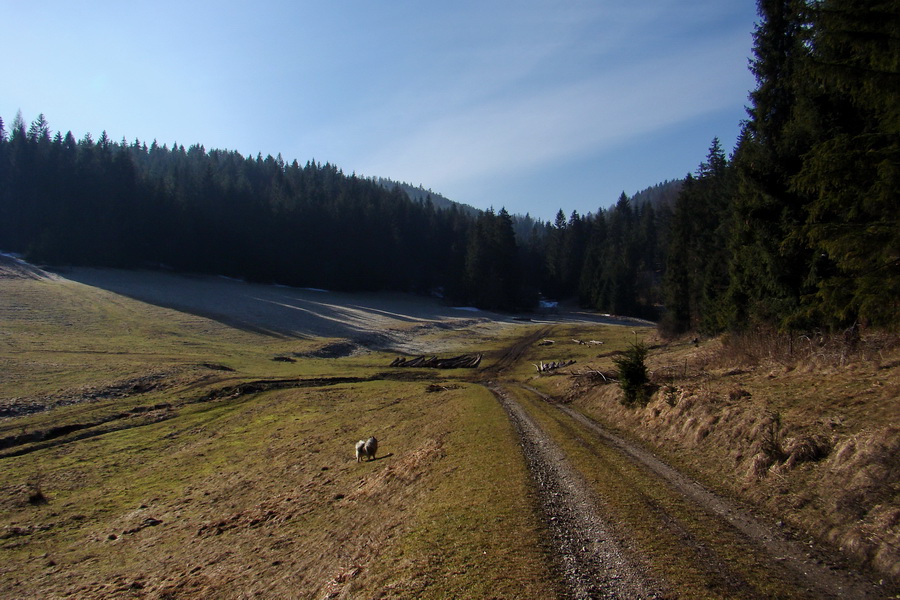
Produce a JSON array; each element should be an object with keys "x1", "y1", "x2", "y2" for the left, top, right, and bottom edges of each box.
[
  {"x1": 552, "y1": 329, "x2": 900, "y2": 584},
  {"x1": 714, "y1": 326, "x2": 900, "y2": 370}
]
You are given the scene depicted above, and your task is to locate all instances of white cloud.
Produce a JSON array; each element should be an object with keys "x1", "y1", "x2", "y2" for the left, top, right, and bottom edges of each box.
[{"x1": 351, "y1": 31, "x2": 751, "y2": 191}]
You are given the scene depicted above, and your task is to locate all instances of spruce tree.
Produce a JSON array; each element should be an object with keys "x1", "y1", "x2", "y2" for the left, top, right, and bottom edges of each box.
[
  {"x1": 728, "y1": 0, "x2": 816, "y2": 330},
  {"x1": 578, "y1": 210, "x2": 608, "y2": 308},
  {"x1": 790, "y1": 0, "x2": 900, "y2": 326},
  {"x1": 661, "y1": 139, "x2": 735, "y2": 334}
]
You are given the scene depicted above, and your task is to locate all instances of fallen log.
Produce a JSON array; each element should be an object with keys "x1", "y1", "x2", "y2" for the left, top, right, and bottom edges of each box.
[
  {"x1": 572, "y1": 339, "x2": 604, "y2": 346},
  {"x1": 571, "y1": 368, "x2": 618, "y2": 383}
]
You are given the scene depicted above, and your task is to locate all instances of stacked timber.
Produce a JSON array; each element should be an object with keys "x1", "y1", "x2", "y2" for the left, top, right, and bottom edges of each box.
[
  {"x1": 389, "y1": 354, "x2": 483, "y2": 369},
  {"x1": 533, "y1": 359, "x2": 577, "y2": 373}
]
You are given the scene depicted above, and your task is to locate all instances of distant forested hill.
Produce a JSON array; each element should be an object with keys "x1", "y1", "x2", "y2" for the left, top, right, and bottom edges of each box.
[
  {"x1": 373, "y1": 177, "x2": 479, "y2": 216},
  {"x1": 0, "y1": 130, "x2": 472, "y2": 298},
  {"x1": 629, "y1": 179, "x2": 683, "y2": 210},
  {"x1": 0, "y1": 111, "x2": 675, "y2": 315}
]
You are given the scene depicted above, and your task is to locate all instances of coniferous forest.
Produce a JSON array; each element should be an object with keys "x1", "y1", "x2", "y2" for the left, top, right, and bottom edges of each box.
[{"x1": 0, "y1": 0, "x2": 897, "y2": 331}]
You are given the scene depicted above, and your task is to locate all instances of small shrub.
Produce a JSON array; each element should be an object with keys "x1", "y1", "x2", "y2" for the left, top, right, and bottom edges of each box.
[
  {"x1": 26, "y1": 476, "x2": 48, "y2": 506},
  {"x1": 614, "y1": 342, "x2": 651, "y2": 407},
  {"x1": 759, "y1": 412, "x2": 786, "y2": 464},
  {"x1": 661, "y1": 385, "x2": 679, "y2": 407},
  {"x1": 783, "y1": 433, "x2": 831, "y2": 466}
]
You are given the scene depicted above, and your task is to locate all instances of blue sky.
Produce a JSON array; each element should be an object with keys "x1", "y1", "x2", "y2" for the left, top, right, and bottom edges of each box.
[{"x1": 2, "y1": 1, "x2": 758, "y2": 221}]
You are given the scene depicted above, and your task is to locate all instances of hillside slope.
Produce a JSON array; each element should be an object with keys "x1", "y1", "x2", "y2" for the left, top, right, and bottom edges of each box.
[
  {"x1": 2, "y1": 258, "x2": 895, "y2": 597},
  {"x1": 0, "y1": 258, "x2": 560, "y2": 599},
  {"x1": 540, "y1": 331, "x2": 900, "y2": 585}
]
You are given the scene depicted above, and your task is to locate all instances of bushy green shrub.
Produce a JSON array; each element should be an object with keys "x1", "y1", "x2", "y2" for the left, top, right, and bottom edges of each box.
[{"x1": 614, "y1": 342, "x2": 650, "y2": 407}]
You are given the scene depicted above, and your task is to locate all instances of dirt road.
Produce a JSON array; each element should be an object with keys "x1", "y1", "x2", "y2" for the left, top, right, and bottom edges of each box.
[
  {"x1": 488, "y1": 382, "x2": 663, "y2": 599},
  {"x1": 481, "y1": 348, "x2": 886, "y2": 598}
]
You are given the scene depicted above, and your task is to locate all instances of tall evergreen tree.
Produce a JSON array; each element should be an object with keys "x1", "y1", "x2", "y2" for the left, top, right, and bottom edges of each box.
[
  {"x1": 662, "y1": 139, "x2": 736, "y2": 334},
  {"x1": 790, "y1": 0, "x2": 900, "y2": 326},
  {"x1": 10, "y1": 111, "x2": 25, "y2": 141},
  {"x1": 462, "y1": 208, "x2": 527, "y2": 310},
  {"x1": 543, "y1": 209, "x2": 568, "y2": 298},
  {"x1": 728, "y1": 0, "x2": 816, "y2": 329},
  {"x1": 26, "y1": 114, "x2": 51, "y2": 144},
  {"x1": 578, "y1": 209, "x2": 608, "y2": 307},
  {"x1": 560, "y1": 211, "x2": 587, "y2": 299}
]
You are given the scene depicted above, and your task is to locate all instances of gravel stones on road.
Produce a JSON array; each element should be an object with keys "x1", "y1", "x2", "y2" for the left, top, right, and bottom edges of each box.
[{"x1": 488, "y1": 382, "x2": 663, "y2": 600}]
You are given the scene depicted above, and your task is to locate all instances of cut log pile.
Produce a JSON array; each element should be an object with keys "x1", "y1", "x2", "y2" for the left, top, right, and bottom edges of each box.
[
  {"x1": 389, "y1": 353, "x2": 483, "y2": 369},
  {"x1": 533, "y1": 359, "x2": 577, "y2": 373}
]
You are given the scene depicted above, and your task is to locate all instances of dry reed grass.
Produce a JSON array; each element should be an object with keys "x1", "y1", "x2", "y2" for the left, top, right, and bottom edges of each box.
[
  {"x1": 824, "y1": 426, "x2": 900, "y2": 579},
  {"x1": 716, "y1": 326, "x2": 899, "y2": 370}
]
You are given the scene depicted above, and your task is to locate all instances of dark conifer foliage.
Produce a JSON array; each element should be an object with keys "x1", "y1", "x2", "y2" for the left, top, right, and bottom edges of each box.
[
  {"x1": 726, "y1": 0, "x2": 899, "y2": 329},
  {"x1": 789, "y1": 0, "x2": 900, "y2": 326},
  {"x1": 462, "y1": 208, "x2": 532, "y2": 310},
  {"x1": 662, "y1": 139, "x2": 736, "y2": 334},
  {"x1": 521, "y1": 194, "x2": 669, "y2": 319},
  {"x1": 727, "y1": 0, "x2": 818, "y2": 330},
  {"x1": 0, "y1": 124, "x2": 469, "y2": 297},
  {"x1": 0, "y1": 114, "x2": 675, "y2": 317},
  {"x1": 658, "y1": 0, "x2": 899, "y2": 333},
  {"x1": 0, "y1": 111, "x2": 676, "y2": 316},
  {"x1": 2, "y1": 0, "x2": 895, "y2": 327}
]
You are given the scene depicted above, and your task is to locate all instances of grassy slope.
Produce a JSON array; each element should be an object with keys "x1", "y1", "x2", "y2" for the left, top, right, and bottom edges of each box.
[
  {"x1": 523, "y1": 326, "x2": 900, "y2": 586},
  {"x1": 0, "y1": 275, "x2": 556, "y2": 599},
  {"x1": 3, "y1": 271, "x2": 896, "y2": 596}
]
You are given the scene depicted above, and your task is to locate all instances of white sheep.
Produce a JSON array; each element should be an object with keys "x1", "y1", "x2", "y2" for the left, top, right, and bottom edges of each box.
[{"x1": 355, "y1": 436, "x2": 378, "y2": 462}]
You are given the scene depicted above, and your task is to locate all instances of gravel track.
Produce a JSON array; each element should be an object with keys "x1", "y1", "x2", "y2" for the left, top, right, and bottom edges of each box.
[
  {"x1": 516, "y1": 384, "x2": 886, "y2": 600},
  {"x1": 487, "y1": 382, "x2": 664, "y2": 600}
]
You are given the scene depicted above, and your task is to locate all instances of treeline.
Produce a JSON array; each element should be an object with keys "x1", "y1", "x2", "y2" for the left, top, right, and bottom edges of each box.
[
  {"x1": 519, "y1": 200, "x2": 667, "y2": 320},
  {"x1": 0, "y1": 111, "x2": 671, "y2": 316},
  {"x1": 0, "y1": 0, "x2": 895, "y2": 330},
  {"x1": 0, "y1": 122, "x2": 473, "y2": 295},
  {"x1": 661, "y1": 0, "x2": 898, "y2": 334}
]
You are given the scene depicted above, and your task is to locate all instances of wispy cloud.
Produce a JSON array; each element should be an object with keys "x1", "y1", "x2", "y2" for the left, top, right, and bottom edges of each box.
[{"x1": 351, "y1": 31, "x2": 751, "y2": 191}]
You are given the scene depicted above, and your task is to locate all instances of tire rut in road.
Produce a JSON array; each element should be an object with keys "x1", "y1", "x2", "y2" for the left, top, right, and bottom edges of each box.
[
  {"x1": 487, "y1": 381, "x2": 663, "y2": 600},
  {"x1": 482, "y1": 326, "x2": 553, "y2": 376}
]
